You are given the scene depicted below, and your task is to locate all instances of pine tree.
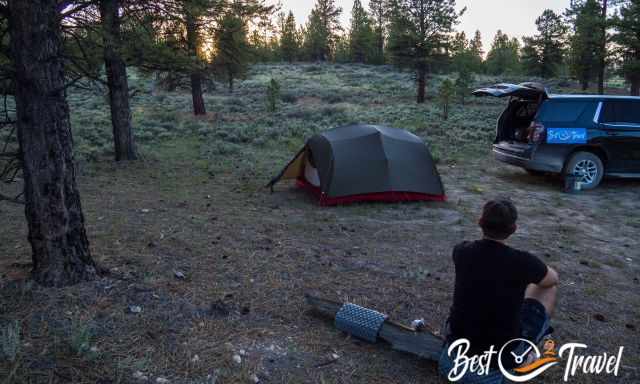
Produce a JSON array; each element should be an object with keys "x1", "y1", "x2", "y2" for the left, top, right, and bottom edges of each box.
[
  {"x1": 438, "y1": 78, "x2": 454, "y2": 120},
  {"x1": 612, "y1": 0, "x2": 640, "y2": 95},
  {"x1": 266, "y1": 78, "x2": 280, "y2": 112},
  {"x1": 99, "y1": 0, "x2": 137, "y2": 161},
  {"x1": 214, "y1": 10, "x2": 251, "y2": 93},
  {"x1": 455, "y1": 69, "x2": 473, "y2": 105},
  {"x1": 8, "y1": 0, "x2": 97, "y2": 286},
  {"x1": 567, "y1": 0, "x2": 603, "y2": 90},
  {"x1": 303, "y1": 0, "x2": 342, "y2": 61},
  {"x1": 349, "y1": 0, "x2": 375, "y2": 63},
  {"x1": 469, "y1": 30, "x2": 484, "y2": 72},
  {"x1": 280, "y1": 11, "x2": 299, "y2": 62},
  {"x1": 369, "y1": 0, "x2": 388, "y2": 63},
  {"x1": 334, "y1": 33, "x2": 351, "y2": 62},
  {"x1": 485, "y1": 30, "x2": 521, "y2": 75},
  {"x1": 387, "y1": 0, "x2": 461, "y2": 103},
  {"x1": 451, "y1": 31, "x2": 472, "y2": 73},
  {"x1": 521, "y1": 9, "x2": 567, "y2": 78}
]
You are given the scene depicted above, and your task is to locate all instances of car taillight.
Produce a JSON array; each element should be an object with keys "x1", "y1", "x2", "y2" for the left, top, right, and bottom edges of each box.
[{"x1": 528, "y1": 122, "x2": 546, "y2": 143}]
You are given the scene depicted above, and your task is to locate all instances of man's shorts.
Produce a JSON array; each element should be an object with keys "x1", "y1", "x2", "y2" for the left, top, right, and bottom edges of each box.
[{"x1": 438, "y1": 298, "x2": 551, "y2": 384}]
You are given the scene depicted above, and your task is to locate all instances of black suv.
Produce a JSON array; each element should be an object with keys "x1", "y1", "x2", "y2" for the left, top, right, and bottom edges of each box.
[{"x1": 473, "y1": 83, "x2": 640, "y2": 189}]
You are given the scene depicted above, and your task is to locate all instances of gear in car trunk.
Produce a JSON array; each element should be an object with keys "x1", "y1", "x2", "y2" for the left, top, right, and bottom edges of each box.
[{"x1": 472, "y1": 82, "x2": 548, "y2": 144}]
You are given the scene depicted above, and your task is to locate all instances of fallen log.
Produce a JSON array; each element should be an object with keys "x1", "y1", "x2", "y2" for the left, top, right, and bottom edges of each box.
[{"x1": 305, "y1": 294, "x2": 444, "y2": 361}]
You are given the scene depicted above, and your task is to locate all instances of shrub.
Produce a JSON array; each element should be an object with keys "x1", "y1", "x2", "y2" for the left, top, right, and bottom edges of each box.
[
  {"x1": 280, "y1": 92, "x2": 297, "y2": 104},
  {"x1": 266, "y1": 78, "x2": 281, "y2": 112}
]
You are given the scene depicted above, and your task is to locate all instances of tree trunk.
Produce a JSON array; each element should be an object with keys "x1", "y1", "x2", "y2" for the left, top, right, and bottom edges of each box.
[
  {"x1": 100, "y1": 0, "x2": 137, "y2": 161},
  {"x1": 597, "y1": 0, "x2": 608, "y2": 95},
  {"x1": 185, "y1": 8, "x2": 206, "y2": 115},
  {"x1": 416, "y1": 65, "x2": 426, "y2": 104},
  {"x1": 631, "y1": 79, "x2": 640, "y2": 96},
  {"x1": 8, "y1": 0, "x2": 97, "y2": 287},
  {"x1": 377, "y1": 31, "x2": 384, "y2": 62},
  {"x1": 581, "y1": 78, "x2": 589, "y2": 91},
  {"x1": 190, "y1": 73, "x2": 206, "y2": 115}
]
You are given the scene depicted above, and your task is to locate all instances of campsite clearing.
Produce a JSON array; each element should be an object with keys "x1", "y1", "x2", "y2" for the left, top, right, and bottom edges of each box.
[{"x1": 1, "y1": 64, "x2": 639, "y2": 383}]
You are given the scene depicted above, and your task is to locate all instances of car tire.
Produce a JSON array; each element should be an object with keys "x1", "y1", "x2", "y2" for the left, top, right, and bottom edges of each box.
[{"x1": 564, "y1": 152, "x2": 604, "y2": 190}]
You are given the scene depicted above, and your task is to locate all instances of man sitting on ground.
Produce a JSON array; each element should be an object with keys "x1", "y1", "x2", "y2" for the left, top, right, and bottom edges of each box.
[{"x1": 439, "y1": 199, "x2": 559, "y2": 383}]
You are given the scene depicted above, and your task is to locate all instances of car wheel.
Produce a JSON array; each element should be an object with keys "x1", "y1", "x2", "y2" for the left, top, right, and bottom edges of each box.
[{"x1": 564, "y1": 152, "x2": 604, "y2": 190}]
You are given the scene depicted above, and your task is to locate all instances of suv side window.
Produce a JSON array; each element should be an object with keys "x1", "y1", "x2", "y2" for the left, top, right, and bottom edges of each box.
[{"x1": 601, "y1": 100, "x2": 640, "y2": 125}]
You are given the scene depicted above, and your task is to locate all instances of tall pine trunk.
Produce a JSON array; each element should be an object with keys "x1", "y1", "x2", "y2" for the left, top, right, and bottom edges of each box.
[
  {"x1": 416, "y1": 65, "x2": 427, "y2": 104},
  {"x1": 581, "y1": 78, "x2": 589, "y2": 91},
  {"x1": 631, "y1": 79, "x2": 640, "y2": 96},
  {"x1": 185, "y1": 10, "x2": 206, "y2": 115},
  {"x1": 9, "y1": 0, "x2": 97, "y2": 287},
  {"x1": 100, "y1": 0, "x2": 137, "y2": 161},
  {"x1": 597, "y1": 0, "x2": 608, "y2": 95}
]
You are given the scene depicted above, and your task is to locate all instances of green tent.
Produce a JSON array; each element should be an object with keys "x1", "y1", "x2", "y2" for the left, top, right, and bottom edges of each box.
[{"x1": 268, "y1": 124, "x2": 446, "y2": 205}]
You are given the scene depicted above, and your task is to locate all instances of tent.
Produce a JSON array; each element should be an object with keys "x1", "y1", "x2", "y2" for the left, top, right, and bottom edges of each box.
[{"x1": 267, "y1": 124, "x2": 446, "y2": 206}]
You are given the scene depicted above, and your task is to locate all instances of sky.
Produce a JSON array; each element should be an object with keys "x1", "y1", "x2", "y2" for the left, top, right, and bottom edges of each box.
[{"x1": 271, "y1": 0, "x2": 571, "y2": 52}]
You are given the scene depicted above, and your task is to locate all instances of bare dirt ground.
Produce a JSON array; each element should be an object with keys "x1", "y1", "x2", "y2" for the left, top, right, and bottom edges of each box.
[{"x1": 1, "y1": 139, "x2": 639, "y2": 383}]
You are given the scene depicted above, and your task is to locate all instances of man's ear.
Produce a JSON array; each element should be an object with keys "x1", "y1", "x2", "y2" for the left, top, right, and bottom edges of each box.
[{"x1": 510, "y1": 223, "x2": 518, "y2": 235}]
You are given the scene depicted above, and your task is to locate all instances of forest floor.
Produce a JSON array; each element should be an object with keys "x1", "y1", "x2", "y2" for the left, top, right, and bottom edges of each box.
[{"x1": 1, "y1": 64, "x2": 639, "y2": 383}]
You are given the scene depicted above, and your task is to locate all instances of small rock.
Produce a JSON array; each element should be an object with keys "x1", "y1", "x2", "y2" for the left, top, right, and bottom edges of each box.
[
  {"x1": 90, "y1": 346, "x2": 99, "y2": 353},
  {"x1": 129, "y1": 305, "x2": 142, "y2": 314},
  {"x1": 249, "y1": 374, "x2": 260, "y2": 383},
  {"x1": 232, "y1": 354, "x2": 242, "y2": 364},
  {"x1": 239, "y1": 349, "x2": 247, "y2": 356},
  {"x1": 133, "y1": 371, "x2": 148, "y2": 381},
  {"x1": 191, "y1": 354, "x2": 200, "y2": 363},
  {"x1": 174, "y1": 271, "x2": 186, "y2": 279},
  {"x1": 156, "y1": 378, "x2": 169, "y2": 384},
  {"x1": 331, "y1": 353, "x2": 339, "y2": 360},
  {"x1": 625, "y1": 324, "x2": 635, "y2": 330},
  {"x1": 593, "y1": 313, "x2": 606, "y2": 322},
  {"x1": 141, "y1": 209, "x2": 150, "y2": 213},
  {"x1": 579, "y1": 260, "x2": 589, "y2": 266}
]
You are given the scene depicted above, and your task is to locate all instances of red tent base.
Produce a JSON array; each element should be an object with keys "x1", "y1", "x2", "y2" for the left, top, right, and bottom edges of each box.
[{"x1": 296, "y1": 178, "x2": 447, "y2": 206}]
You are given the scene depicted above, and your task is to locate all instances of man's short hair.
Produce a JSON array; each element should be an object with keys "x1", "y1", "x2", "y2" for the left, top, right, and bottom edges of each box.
[{"x1": 480, "y1": 199, "x2": 518, "y2": 240}]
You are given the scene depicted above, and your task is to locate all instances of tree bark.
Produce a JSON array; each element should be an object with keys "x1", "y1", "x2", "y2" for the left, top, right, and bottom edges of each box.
[
  {"x1": 185, "y1": 8, "x2": 206, "y2": 115},
  {"x1": 581, "y1": 79, "x2": 589, "y2": 91},
  {"x1": 100, "y1": 0, "x2": 137, "y2": 161},
  {"x1": 8, "y1": 0, "x2": 97, "y2": 287},
  {"x1": 416, "y1": 65, "x2": 426, "y2": 104},
  {"x1": 631, "y1": 79, "x2": 640, "y2": 96},
  {"x1": 597, "y1": 0, "x2": 608, "y2": 95}
]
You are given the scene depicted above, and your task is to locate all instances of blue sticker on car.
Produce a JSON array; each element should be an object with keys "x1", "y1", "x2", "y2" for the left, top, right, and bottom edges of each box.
[{"x1": 546, "y1": 128, "x2": 588, "y2": 144}]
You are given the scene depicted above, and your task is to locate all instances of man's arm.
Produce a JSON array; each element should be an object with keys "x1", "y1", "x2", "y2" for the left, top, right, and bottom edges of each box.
[{"x1": 536, "y1": 266, "x2": 559, "y2": 288}]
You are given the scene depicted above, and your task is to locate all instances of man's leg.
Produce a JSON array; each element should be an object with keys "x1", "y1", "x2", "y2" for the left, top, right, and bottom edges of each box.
[{"x1": 525, "y1": 284, "x2": 557, "y2": 317}]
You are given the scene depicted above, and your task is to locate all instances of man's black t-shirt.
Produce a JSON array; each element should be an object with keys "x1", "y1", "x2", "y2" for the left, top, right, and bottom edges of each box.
[{"x1": 447, "y1": 239, "x2": 548, "y2": 356}]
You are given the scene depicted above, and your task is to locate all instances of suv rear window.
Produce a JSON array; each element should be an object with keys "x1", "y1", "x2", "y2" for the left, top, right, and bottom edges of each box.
[
  {"x1": 602, "y1": 100, "x2": 640, "y2": 124},
  {"x1": 538, "y1": 101, "x2": 591, "y2": 122}
]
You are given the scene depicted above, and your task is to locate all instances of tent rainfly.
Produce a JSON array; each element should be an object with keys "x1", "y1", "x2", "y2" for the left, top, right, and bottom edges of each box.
[{"x1": 267, "y1": 124, "x2": 446, "y2": 206}]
